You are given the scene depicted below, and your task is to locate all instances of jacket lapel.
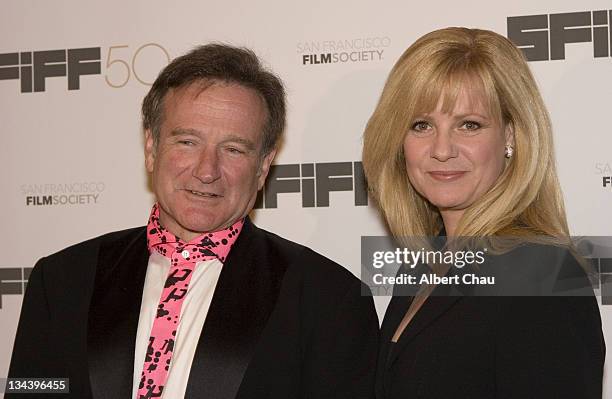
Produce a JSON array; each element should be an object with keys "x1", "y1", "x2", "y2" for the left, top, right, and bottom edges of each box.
[
  {"x1": 376, "y1": 264, "x2": 424, "y2": 398},
  {"x1": 88, "y1": 228, "x2": 149, "y2": 399},
  {"x1": 380, "y1": 266, "x2": 463, "y2": 368},
  {"x1": 376, "y1": 292, "x2": 412, "y2": 398},
  {"x1": 377, "y1": 263, "x2": 422, "y2": 365},
  {"x1": 185, "y1": 217, "x2": 287, "y2": 399}
]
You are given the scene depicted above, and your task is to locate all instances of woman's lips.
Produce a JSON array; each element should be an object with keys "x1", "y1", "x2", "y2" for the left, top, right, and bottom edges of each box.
[{"x1": 427, "y1": 171, "x2": 467, "y2": 181}]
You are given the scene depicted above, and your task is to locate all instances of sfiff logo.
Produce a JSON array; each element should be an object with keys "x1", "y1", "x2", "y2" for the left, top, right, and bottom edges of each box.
[
  {"x1": 297, "y1": 37, "x2": 391, "y2": 66},
  {"x1": 507, "y1": 10, "x2": 611, "y2": 61},
  {"x1": 0, "y1": 48, "x2": 101, "y2": 92},
  {"x1": 255, "y1": 161, "x2": 367, "y2": 208},
  {"x1": 595, "y1": 162, "x2": 612, "y2": 189},
  {"x1": 0, "y1": 267, "x2": 31, "y2": 309},
  {"x1": 21, "y1": 182, "x2": 105, "y2": 207},
  {"x1": 0, "y1": 43, "x2": 170, "y2": 93}
]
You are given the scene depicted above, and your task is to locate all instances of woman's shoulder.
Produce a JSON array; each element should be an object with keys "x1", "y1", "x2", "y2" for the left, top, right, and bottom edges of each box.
[{"x1": 480, "y1": 241, "x2": 596, "y2": 297}]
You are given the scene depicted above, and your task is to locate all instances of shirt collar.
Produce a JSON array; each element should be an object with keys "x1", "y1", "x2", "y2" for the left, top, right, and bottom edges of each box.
[{"x1": 146, "y1": 203, "x2": 244, "y2": 263}]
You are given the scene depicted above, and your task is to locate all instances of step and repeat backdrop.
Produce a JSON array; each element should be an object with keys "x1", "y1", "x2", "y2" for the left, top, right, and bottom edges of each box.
[{"x1": 1, "y1": 0, "x2": 611, "y2": 396}]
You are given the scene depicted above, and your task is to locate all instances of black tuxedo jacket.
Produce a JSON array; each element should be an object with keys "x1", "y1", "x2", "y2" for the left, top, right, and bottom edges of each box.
[
  {"x1": 376, "y1": 245, "x2": 605, "y2": 399},
  {"x1": 8, "y1": 218, "x2": 379, "y2": 399}
]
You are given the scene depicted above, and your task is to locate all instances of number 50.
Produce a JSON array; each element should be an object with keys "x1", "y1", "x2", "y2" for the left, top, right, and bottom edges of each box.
[{"x1": 105, "y1": 43, "x2": 170, "y2": 88}]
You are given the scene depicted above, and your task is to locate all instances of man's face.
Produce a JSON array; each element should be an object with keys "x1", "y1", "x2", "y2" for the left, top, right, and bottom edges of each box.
[{"x1": 145, "y1": 81, "x2": 275, "y2": 241}]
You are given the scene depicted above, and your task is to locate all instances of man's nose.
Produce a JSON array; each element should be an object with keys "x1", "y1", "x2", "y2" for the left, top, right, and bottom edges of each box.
[
  {"x1": 193, "y1": 148, "x2": 221, "y2": 183},
  {"x1": 431, "y1": 128, "x2": 458, "y2": 162}
]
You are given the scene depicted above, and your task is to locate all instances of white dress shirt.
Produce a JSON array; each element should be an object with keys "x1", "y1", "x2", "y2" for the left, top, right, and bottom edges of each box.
[{"x1": 132, "y1": 251, "x2": 224, "y2": 399}]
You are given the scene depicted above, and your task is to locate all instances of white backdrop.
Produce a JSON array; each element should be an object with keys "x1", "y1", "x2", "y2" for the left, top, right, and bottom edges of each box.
[{"x1": 1, "y1": 0, "x2": 611, "y2": 397}]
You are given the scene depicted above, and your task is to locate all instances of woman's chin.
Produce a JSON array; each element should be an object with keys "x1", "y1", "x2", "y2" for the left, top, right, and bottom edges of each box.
[{"x1": 426, "y1": 196, "x2": 469, "y2": 212}]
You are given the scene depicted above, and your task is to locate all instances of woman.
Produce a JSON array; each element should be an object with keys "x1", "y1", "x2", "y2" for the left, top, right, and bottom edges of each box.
[{"x1": 362, "y1": 28, "x2": 605, "y2": 398}]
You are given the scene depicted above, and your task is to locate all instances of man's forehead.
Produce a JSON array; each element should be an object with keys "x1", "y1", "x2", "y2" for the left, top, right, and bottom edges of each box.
[
  {"x1": 158, "y1": 80, "x2": 268, "y2": 149},
  {"x1": 166, "y1": 80, "x2": 263, "y2": 107},
  {"x1": 161, "y1": 81, "x2": 265, "y2": 123}
]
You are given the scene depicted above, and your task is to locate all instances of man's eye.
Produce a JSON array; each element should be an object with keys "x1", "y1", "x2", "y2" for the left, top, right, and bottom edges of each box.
[
  {"x1": 178, "y1": 140, "x2": 195, "y2": 146},
  {"x1": 462, "y1": 121, "x2": 481, "y2": 130},
  {"x1": 226, "y1": 147, "x2": 245, "y2": 154},
  {"x1": 411, "y1": 121, "x2": 431, "y2": 131}
]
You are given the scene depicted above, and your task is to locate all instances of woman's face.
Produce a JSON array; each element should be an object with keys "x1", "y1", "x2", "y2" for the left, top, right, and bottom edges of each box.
[{"x1": 403, "y1": 84, "x2": 513, "y2": 214}]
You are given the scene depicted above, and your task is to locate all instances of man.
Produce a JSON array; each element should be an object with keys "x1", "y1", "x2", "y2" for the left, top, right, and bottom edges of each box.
[{"x1": 8, "y1": 44, "x2": 379, "y2": 399}]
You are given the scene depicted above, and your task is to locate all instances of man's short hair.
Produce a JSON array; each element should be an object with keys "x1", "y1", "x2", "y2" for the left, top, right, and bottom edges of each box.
[{"x1": 142, "y1": 43, "x2": 286, "y2": 155}]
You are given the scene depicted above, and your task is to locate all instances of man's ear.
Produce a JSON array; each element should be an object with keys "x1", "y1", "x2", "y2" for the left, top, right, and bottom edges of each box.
[
  {"x1": 144, "y1": 129, "x2": 156, "y2": 173},
  {"x1": 257, "y1": 149, "x2": 276, "y2": 190}
]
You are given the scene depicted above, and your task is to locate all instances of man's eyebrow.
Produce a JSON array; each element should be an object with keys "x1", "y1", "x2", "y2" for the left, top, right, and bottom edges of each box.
[
  {"x1": 169, "y1": 128, "x2": 200, "y2": 137},
  {"x1": 169, "y1": 130, "x2": 257, "y2": 150},
  {"x1": 222, "y1": 135, "x2": 257, "y2": 150}
]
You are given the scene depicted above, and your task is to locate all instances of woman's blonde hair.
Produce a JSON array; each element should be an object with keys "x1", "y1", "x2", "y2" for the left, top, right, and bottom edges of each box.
[{"x1": 362, "y1": 27, "x2": 570, "y2": 241}]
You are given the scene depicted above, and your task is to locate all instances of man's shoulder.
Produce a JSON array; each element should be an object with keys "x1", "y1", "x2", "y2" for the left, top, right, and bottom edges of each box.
[
  {"x1": 252, "y1": 224, "x2": 361, "y2": 289},
  {"x1": 43, "y1": 226, "x2": 145, "y2": 263},
  {"x1": 29, "y1": 226, "x2": 145, "y2": 288}
]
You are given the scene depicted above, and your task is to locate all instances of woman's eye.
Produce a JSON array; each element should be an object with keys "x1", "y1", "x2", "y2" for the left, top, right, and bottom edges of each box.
[
  {"x1": 411, "y1": 121, "x2": 431, "y2": 131},
  {"x1": 462, "y1": 121, "x2": 481, "y2": 130}
]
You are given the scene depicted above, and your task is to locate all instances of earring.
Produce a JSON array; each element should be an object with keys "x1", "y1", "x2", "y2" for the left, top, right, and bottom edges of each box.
[{"x1": 504, "y1": 145, "x2": 514, "y2": 159}]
